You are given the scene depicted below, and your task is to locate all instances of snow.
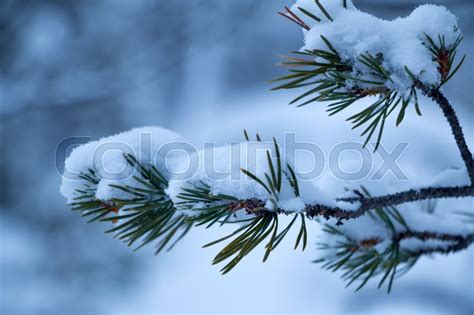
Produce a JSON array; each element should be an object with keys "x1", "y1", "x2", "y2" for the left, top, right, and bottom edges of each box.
[
  {"x1": 60, "y1": 126, "x2": 185, "y2": 203},
  {"x1": 60, "y1": 129, "x2": 362, "y2": 213},
  {"x1": 400, "y1": 238, "x2": 455, "y2": 253},
  {"x1": 321, "y1": 201, "x2": 473, "y2": 255},
  {"x1": 280, "y1": 197, "x2": 306, "y2": 213},
  {"x1": 317, "y1": 175, "x2": 472, "y2": 253},
  {"x1": 294, "y1": 0, "x2": 460, "y2": 96},
  {"x1": 431, "y1": 167, "x2": 470, "y2": 187},
  {"x1": 165, "y1": 140, "x2": 359, "y2": 214},
  {"x1": 166, "y1": 142, "x2": 274, "y2": 207}
]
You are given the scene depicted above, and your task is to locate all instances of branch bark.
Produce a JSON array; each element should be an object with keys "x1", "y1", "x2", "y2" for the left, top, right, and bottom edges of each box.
[
  {"x1": 306, "y1": 185, "x2": 474, "y2": 220},
  {"x1": 239, "y1": 185, "x2": 474, "y2": 221},
  {"x1": 394, "y1": 231, "x2": 474, "y2": 256},
  {"x1": 338, "y1": 185, "x2": 474, "y2": 212}
]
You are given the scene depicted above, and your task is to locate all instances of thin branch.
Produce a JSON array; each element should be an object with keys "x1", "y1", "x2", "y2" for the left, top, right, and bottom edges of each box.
[
  {"x1": 339, "y1": 185, "x2": 474, "y2": 210},
  {"x1": 314, "y1": 185, "x2": 473, "y2": 221},
  {"x1": 414, "y1": 81, "x2": 474, "y2": 184},
  {"x1": 238, "y1": 185, "x2": 474, "y2": 222},
  {"x1": 395, "y1": 231, "x2": 474, "y2": 255}
]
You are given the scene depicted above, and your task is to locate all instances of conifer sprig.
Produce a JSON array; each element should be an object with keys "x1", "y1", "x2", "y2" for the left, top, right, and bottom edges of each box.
[
  {"x1": 65, "y1": 0, "x2": 474, "y2": 293},
  {"x1": 70, "y1": 154, "x2": 192, "y2": 254},
  {"x1": 175, "y1": 138, "x2": 308, "y2": 274},
  {"x1": 69, "y1": 143, "x2": 474, "y2": 286},
  {"x1": 272, "y1": 2, "x2": 465, "y2": 150},
  {"x1": 423, "y1": 33, "x2": 465, "y2": 87},
  {"x1": 315, "y1": 187, "x2": 474, "y2": 292},
  {"x1": 316, "y1": 189, "x2": 425, "y2": 293}
]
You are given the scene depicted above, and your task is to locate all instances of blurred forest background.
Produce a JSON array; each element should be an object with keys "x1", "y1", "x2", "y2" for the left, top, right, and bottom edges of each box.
[{"x1": 1, "y1": 0, "x2": 473, "y2": 314}]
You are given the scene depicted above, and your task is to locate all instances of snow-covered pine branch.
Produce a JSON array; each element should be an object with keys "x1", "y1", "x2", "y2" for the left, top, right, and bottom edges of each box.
[
  {"x1": 61, "y1": 0, "x2": 474, "y2": 292},
  {"x1": 274, "y1": 0, "x2": 466, "y2": 150}
]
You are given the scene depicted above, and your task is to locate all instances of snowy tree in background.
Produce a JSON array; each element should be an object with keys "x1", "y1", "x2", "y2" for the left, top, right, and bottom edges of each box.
[{"x1": 61, "y1": 0, "x2": 473, "y2": 292}]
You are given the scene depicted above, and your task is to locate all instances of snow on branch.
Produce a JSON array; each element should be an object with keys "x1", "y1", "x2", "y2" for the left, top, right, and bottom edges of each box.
[
  {"x1": 61, "y1": 126, "x2": 473, "y2": 288},
  {"x1": 61, "y1": 0, "x2": 473, "y2": 292},
  {"x1": 273, "y1": 0, "x2": 465, "y2": 149}
]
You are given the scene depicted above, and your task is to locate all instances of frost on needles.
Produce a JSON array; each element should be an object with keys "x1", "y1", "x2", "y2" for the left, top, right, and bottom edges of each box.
[{"x1": 61, "y1": 0, "x2": 474, "y2": 292}]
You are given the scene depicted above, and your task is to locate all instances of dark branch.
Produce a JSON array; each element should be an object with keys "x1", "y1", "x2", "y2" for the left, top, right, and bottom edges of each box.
[
  {"x1": 239, "y1": 185, "x2": 474, "y2": 221},
  {"x1": 414, "y1": 81, "x2": 474, "y2": 184},
  {"x1": 339, "y1": 185, "x2": 474, "y2": 210},
  {"x1": 395, "y1": 231, "x2": 474, "y2": 256}
]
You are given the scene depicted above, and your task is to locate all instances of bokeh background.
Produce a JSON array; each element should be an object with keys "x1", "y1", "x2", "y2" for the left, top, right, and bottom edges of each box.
[{"x1": 1, "y1": 0, "x2": 473, "y2": 314}]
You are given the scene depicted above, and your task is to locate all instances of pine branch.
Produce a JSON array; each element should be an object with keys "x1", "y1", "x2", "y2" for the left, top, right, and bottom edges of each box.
[
  {"x1": 315, "y1": 192, "x2": 474, "y2": 293},
  {"x1": 69, "y1": 143, "x2": 473, "y2": 277},
  {"x1": 230, "y1": 186, "x2": 474, "y2": 222},
  {"x1": 317, "y1": 226, "x2": 474, "y2": 292},
  {"x1": 273, "y1": 3, "x2": 466, "y2": 151},
  {"x1": 64, "y1": 0, "x2": 474, "y2": 292},
  {"x1": 70, "y1": 155, "x2": 193, "y2": 254},
  {"x1": 336, "y1": 186, "x2": 474, "y2": 215},
  {"x1": 171, "y1": 141, "x2": 473, "y2": 274}
]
